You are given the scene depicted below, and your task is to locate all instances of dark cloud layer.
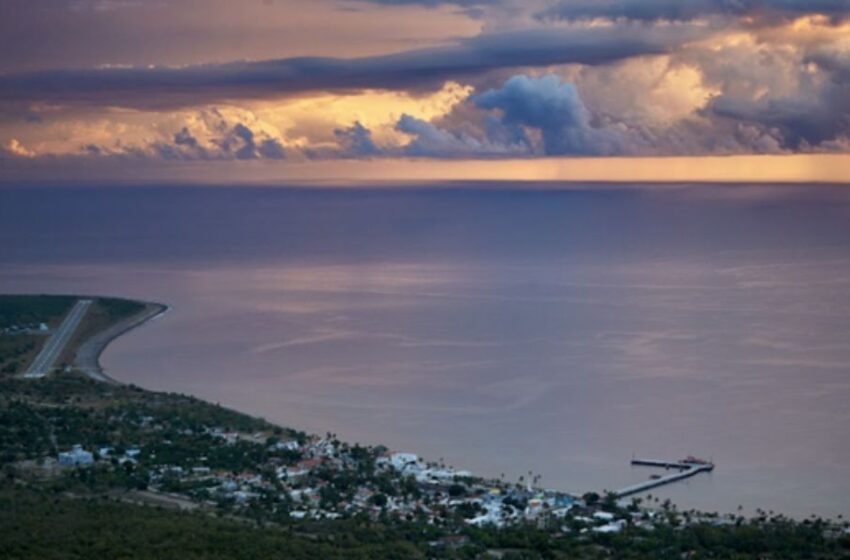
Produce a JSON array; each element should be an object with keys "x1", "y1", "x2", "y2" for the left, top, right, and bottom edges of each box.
[
  {"x1": 351, "y1": 0, "x2": 487, "y2": 5},
  {"x1": 539, "y1": 0, "x2": 850, "y2": 22},
  {"x1": 0, "y1": 25, "x2": 703, "y2": 108},
  {"x1": 708, "y1": 59, "x2": 850, "y2": 150}
]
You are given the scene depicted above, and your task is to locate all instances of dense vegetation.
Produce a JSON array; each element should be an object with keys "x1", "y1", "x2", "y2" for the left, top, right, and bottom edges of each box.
[
  {"x1": 0, "y1": 334, "x2": 38, "y2": 376},
  {"x1": 0, "y1": 295, "x2": 75, "y2": 330},
  {"x1": 0, "y1": 295, "x2": 76, "y2": 376},
  {"x1": 0, "y1": 374, "x2": 289, "y2": 466},
  {"x1": 0, "y1": 485, "x2": 424, "y2": 560},
  {"x1": 1, "y1": 481, "x2": 847, "y2": 560}
]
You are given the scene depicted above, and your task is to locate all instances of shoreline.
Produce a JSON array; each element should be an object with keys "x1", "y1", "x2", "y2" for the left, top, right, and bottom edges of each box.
[
  {"x1": 73, "y1": 300, "x2": 169, "y2": 384},
  {"x1": 5, "y1": 294, "x2": 847, "y2": 521}
]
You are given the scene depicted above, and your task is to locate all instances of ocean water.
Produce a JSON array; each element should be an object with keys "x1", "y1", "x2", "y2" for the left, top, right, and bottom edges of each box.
[{"x1": 1, "y1": 183, "x2": 849, "y2": 518}]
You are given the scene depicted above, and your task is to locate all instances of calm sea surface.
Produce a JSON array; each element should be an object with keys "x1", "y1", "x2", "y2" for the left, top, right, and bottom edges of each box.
[{"x1": 1, "y1": 183, "x2": 849, "y2": 518}]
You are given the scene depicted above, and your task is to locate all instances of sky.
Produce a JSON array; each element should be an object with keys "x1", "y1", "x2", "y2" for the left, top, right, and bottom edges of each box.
[{"x1": 1, "y1": 0, "x2": 850, "y2": 182}]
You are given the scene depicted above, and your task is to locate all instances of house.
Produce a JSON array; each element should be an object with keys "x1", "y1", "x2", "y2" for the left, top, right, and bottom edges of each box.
[
  {"x1": 233, "y1": 490, "x2": 259, "y2": 503},
  {"x1": 389, "y1": 452, "x2": 419, "y2": 471},
  {"x1": 58, "y1": 445, "x2": 94, "y2": 466},
  {"x1": 551, "y1": 507, "x2": 573, "y2": 518},
  {"x1": 593, "y1": 520, "x2": 626, "y2": 533},
  {"x1": 273, "y1": 440, "x2": 300, "y2": 451},
  {"x1": 278, "y1": 457, "x2": 323, "y2": 479},
  {"x1": 429, "y1": 535, "x2": 470, "y2": 549},
  {"x1": 552, "y1": 494, "x2": 575, "y2": 509}
]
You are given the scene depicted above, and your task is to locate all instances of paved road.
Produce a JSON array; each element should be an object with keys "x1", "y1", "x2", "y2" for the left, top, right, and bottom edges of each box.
[
  {"x1": 24, "y1": 299, "x2": 92, "y2": 378},
  {"x1": 74, "y1": 302, "x2": 167, "y2": 384}
]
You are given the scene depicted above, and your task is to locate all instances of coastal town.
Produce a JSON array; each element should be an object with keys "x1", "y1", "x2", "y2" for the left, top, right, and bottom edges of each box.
[
  {"x1": 26, "y1": 400, "x2": 757, "y2": 539},
  {"x1": 2, "y1": 295, "x2": 849, "y2": 558},
  {"x1": 47, "y1": 416, "x2": 626, "y2": 532}
]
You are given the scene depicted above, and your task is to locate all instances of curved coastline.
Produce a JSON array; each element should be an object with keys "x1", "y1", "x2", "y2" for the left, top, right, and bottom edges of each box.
[{"x1": 73, "y1": 300, "x2": 169, "y2": 384}]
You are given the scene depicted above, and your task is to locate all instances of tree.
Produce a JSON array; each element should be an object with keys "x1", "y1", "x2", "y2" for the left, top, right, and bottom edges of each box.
[
  {"x1": 448, "y1": 483, "x2": 466, "y2": 498},
  {"x1": 583, "y1": 492, "x2": 600, "y2": 506}
]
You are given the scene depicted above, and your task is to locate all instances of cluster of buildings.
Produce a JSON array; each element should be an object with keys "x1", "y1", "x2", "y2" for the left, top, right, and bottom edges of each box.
[
  {"x1": 57, "y1": 444, "x2": 140, "y2": 466},
  {"x1": 56, "y1": 428, "x2": 648, "y2": 533},
  {"x1": 2, "y1": 322, "x2": 49, "y2": 335}
]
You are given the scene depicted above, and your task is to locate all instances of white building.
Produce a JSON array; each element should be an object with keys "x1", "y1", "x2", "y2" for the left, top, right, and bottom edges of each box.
[
  {"x1": 273, "y1": 440, "x2": 300, "y2": 451},
  {"x1": 593, "y1": 520, "x2": 626, "y2": 534},
  {"x1": 389, "y1": 452, "x2": 420, "y2": 471},
  {"x1": 58, "y1": 445, "x2": 94, "y2": 466}
]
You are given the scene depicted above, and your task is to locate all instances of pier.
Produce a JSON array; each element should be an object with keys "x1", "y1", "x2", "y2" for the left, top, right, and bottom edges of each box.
[{"x1": 614, "y1": 458, "x2": 714, "y2": 498}]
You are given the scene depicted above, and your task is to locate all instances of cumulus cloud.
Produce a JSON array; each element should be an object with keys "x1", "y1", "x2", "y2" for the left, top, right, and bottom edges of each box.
[
  {"x1": 396, "y1": 114, "x2": 524, "y2": 157},
  {"x1": 473, "y1": 74, "x2": 623, "y2": 155},
  {"x1": 3, "y1": 138, "x2": 37, "y2": 158},
  {"x1": 390, "y1": 67, "x2": 829, "y2": 158},
  {"x1": 391, "y1": 74, "x2": 626, "y2": 157},
  {"x1": 333, "y1": 122, "x2": 383, "y2": 157},
  {"x1": 670, "y1": 27, "x2": 850, "y2": 152},
  {"x1": 78, "y1": 107, "x2": 288, "y2": 161}
]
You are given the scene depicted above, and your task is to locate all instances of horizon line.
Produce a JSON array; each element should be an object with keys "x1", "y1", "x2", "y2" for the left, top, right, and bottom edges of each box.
[{"x1": 2, "y1": 154, "x2": 849, "y2": 185}]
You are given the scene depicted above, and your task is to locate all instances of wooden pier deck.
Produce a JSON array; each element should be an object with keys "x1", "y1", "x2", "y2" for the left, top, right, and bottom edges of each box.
[{"x1": 614, "y1": 458, "x2": 714, "y2": 498}]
